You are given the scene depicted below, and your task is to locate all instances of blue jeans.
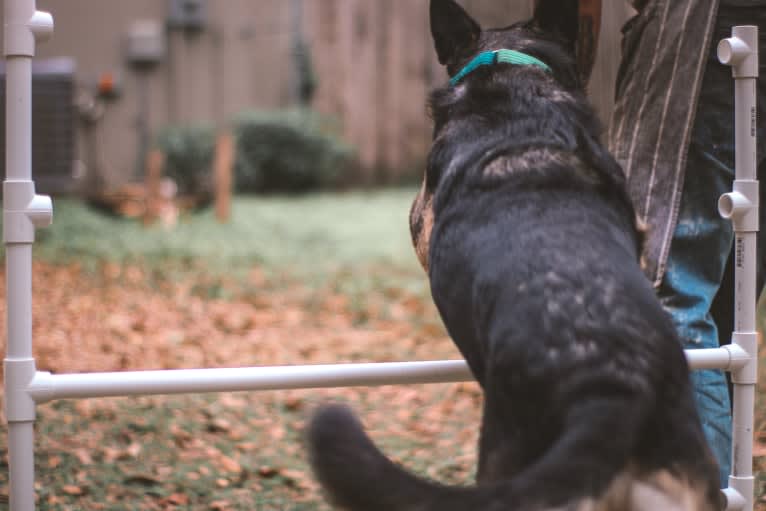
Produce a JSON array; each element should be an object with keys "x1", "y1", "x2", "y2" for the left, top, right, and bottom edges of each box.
[{"x1": 658, "y1": 145, "x2": 734, "y2": 487}]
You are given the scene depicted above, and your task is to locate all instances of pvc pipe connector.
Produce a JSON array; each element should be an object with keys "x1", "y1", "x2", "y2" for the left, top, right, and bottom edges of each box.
[
  {"x1": 723, "y1": 343, "x2": 753, "y2": 373},
  {"x1": 27, "y1": 10, "x2": 53, "y2": 42},
  {"x1": 3, "y1": 358, "x2": 38, "y2": 422},
  {"x1": 26, "y1": 371, "x2": 53, "y2": 404},
  {"x1": 722, "y1": 486, "x2": 748, "y2": 511},
  {"x1": 719, "y1": 181, "x2": 759, "y2": 232},
  {"x1": 25, "y1": 194, "x2": 53, "y2": 228},
  {"x1": 730, "y1": 332, "x2": 758, "y2": 384},
  {"x1": 3, "y1": 181, "x2": 53, "y2": 244},
  {"x1": 4, "y1": 9, "x2": 54, "y2": 57},
  {"x1": 719, "y1": 37, "x2": 752, "y2": 66},
  {"x1": 718, "y1": 26, "x2": 759, "y2": 78}
]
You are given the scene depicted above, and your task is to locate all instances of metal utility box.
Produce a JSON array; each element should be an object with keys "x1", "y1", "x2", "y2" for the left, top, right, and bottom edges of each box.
[
  {"x1": 167, "y1": 0, "x2": 208, "y2": 31},
  {"x1": 0, "y1": 58, "x2": 77, "y2": 194},
  {"x1": 125, "y1": 20, "x2": 165, "y2": 67}
]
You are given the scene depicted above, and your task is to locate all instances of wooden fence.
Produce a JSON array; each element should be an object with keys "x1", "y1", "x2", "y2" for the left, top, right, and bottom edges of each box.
[
  {"x1": 29, "y1": 0, "x2": 633, "y2": 188},
  {"x1": 306, "y1": 0, "x2": 633, "y2": 182}
]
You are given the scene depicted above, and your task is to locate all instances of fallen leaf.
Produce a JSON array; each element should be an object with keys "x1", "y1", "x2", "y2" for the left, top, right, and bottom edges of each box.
[
  {"x1": 218, "y1": 455, "x2": 242, "y2": 474},
  {"x1": 165, "y1": 493, "x2": 190, "y2": 505},
  {"x1": 257, "y1": 466, "x2": 279, "y2": 478},
  {"x1": 284, "y1": 396, "x2": 304, "y2": 411},
  {"x1": 207, "y1": 418, "x2": 232, "y2": 433},
  {"x1": 73, "y1": 448, "x2": 93, "y2": 465},
  {"x1": 123, "y1": 473, "x2": 161, "y2": 486},
  {"x1": 126, "y1": 442, "x2": 142, "y2": 458},
  {"x1": 61, "y1": 485, "x2": 85, "y2": 496},
  {"x1": 210, "y1": 500, "x2": 232, "y2": 510}
]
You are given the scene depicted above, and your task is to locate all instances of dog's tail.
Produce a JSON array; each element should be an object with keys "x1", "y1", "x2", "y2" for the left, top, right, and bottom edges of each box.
[{"x1": 307, "y1": 404, "x2": 500, "y2": 511}]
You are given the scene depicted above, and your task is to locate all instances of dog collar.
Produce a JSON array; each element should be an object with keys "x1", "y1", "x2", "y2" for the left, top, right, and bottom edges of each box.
[{"x1": 449, "y1": 49, "x2": 551, "y2": 86}]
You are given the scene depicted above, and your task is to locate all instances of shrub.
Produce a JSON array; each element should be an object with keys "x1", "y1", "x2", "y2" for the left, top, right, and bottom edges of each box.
[
  {"x1": 156, "y1": 124, "x2": 216, "y2": 199},
  {"x1": 233, "y1": 109, "x2": 354, "y2": 193}
]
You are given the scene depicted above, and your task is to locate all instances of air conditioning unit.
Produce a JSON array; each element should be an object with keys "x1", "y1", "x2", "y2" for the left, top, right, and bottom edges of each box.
[{"x1": 0, "y1": 58, "x2": 77, "y2": 194}]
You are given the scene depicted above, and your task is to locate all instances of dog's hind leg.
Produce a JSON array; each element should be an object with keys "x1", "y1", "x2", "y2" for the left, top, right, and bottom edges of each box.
[
  {"x1": 503, "y1": 394, "x2": 650, "y2": 507},
  {"x1": 476, "y1": 397, "x2": 527, "y2": 485}
]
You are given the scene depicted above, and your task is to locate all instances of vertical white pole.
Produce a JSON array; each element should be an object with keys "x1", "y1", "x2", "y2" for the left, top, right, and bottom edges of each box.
[
  {"x1": 718, "y1": 26, "x2": 759, "y2": 511},
  {"x1": 3, "y1": 1, "x2": 53, "y2": 510}
]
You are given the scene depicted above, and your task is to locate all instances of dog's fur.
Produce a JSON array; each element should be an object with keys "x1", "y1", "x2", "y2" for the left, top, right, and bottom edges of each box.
[{"x1": 307, "y1": 1, "x2": 723, "y2": 509}]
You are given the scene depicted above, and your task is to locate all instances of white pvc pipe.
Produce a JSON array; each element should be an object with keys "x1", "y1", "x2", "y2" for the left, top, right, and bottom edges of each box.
[
  {"x1": 7, "y1": 423, "x2": 35, "y2": 511},
  {"x1": 5, "y1": 247, "x2": 34, "y2": 511},
  {"x1": 4, "y1": 2, "x2": 34, "y2": 509},
  {"x1": 5, "y1": 246, "x2": 33, "y2": 359},
  {"x1": 29, "y1": 360, "x2": 474, "y2": 402},
  {"x1": 4, "y1": 1, "x2": 53, "y2": 510},
  {"x1": 686, "y1": 345, "x2": 750, "y2": 370},
  {"x1": 5, "y1": 58, "x2": 32, "y2": 181},
  {"x1": 718, "y1": 25, "x2": 759, "y2": 511},
  {"x1": 24, "y1": 348, "x2": 743, "y2": 403}
]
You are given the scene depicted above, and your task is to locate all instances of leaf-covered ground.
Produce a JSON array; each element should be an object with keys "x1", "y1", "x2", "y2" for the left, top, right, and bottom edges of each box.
[
  {"x1": 0, "y1": 261, "x2": 480, "y2": 510},
  {"x1": 0, "y1": 191, "x2": 764, "y2": 509},
  {"x1": 1, "y1": 191, "x2": 484, "y2": 510}
]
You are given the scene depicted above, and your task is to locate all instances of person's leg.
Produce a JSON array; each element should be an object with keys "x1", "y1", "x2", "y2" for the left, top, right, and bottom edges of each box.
[{"x1": 657, "y1": 144, "x2": 734, "y2": 487}]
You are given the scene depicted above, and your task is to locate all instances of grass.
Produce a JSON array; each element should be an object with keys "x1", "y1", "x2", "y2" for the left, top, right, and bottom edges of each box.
[{"x1": 35, "y1": 190, "x2": 421, "y2": 279}]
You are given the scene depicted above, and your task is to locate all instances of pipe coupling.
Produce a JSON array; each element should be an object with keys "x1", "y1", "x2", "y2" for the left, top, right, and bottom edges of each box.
[
  {"x1": 3, "y1": 358, "x2": 37, "y2": 422},
  {"x1": 3, "y1": 10, "x2": 53, "y2": 57},
  {"x1": 718, "y1": 26, "x2": 759, "y2": 78},
  {"x1": 3, "y1": 180, "x2": 53, "y2": 244},
  {"x1": 719, "y1": 180, "x2": 759, "y2": 232}
]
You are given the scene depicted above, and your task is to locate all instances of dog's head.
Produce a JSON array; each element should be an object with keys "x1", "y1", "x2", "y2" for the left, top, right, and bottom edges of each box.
[
  {"x1": 409, "y1": 0, "x2": 599, "y2": 272},
  {"x1": 431, "y1": 0, "x2": 594, "y2": 86}
]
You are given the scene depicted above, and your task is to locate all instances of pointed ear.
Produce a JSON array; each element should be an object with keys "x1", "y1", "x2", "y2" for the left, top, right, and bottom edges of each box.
[
  {"x1": 430, "y1": 0, "x2": 481, "y2": 67},
  {"x1": 533, "y1": 0, "x2": 579, "y2": 54},
  {"x1": 534, "y1": 0, "x2": 601, "y2": 84},
  {"x1": 576, "y1": 0, "x2": 602, "y2": 84}
]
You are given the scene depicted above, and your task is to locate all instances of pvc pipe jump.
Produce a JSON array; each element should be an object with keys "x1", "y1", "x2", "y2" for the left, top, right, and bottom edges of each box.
[
  {"x1": 3, "y1": 1, "x2": 53, "y2": 510},
  {"x1": 1, "y1": 1, "x2": 759, "y2": 508},
  {"x1": 717, "y1": 25, "x2": 760, "y2": 511},
  {"x1": 16, "y1": 346, "x2": 747, "y2": 403}
]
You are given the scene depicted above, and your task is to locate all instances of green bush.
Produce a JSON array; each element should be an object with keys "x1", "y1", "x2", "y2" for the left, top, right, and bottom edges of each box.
[
  {"x1": 156, "y1": 124, "x2": 216, "y2": 198},
  {"x1": 233, "y1": 109, "x2": 354, "y2": 194}
]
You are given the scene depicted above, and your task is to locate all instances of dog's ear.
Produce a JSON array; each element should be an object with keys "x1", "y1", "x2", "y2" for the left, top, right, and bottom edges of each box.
[
  {"x1": 534, "y1": 0, "x2": 601, "y2": 84},
  {"x1": 430, "y1": 0, "x2": 481, "y2": 67},
  {"x1": 533, "y1": 0, "x2": 579, "y2": 55}
]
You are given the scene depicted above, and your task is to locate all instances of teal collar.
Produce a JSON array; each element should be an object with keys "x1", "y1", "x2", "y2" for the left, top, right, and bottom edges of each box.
[{"x1": 449, "y1": 49, "x2": 551, "y2": 86}]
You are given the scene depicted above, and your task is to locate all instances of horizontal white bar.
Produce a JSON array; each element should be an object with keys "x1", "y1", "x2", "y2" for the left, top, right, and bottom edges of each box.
[
  {"x1": 687, "y1": 344, "x2": 750, "y2": 370},
  {"x1": 28, "y1": 347, "x2": 749, "y2": 403},
  {"x1": 29, "y1": 360, "x2": 473, "y2": 402}
]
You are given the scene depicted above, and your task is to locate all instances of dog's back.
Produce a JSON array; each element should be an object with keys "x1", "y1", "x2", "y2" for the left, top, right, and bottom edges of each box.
[{"x1": 308, "y1": 1, "x2": 723, "y2": 510}]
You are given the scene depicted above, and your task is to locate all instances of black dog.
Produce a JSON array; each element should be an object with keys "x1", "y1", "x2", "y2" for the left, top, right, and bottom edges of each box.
[{"x1": 308, "y1": 1, "x2": 722, "y2": 509}]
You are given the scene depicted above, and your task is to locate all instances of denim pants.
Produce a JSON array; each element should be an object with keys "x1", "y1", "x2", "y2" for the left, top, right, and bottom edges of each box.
[
  {"x1": 657, "y1": 4, "x2": 766, "y2": 487},
  {"x1": 658, "y1": 146, "x2": 735, "y2": 487}
]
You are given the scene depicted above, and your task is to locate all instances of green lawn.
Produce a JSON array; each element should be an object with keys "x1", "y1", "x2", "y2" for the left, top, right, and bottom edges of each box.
[{"x1": 35, "y1": 190, "x2": 421, "y2": 275}]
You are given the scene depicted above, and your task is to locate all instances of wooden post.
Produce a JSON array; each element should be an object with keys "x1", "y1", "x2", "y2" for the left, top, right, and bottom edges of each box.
[
  {"x1": 143, "y1": 148, "x2": 165, "y2": 225},
  {"x1": 213, "y1": 131, "x2": 235, "y2": 223}
]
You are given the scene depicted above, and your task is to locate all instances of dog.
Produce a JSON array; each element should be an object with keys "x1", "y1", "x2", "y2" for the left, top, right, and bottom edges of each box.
[{"x1": 307, "y1": 1, "x2": 723, "y2": 509}]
